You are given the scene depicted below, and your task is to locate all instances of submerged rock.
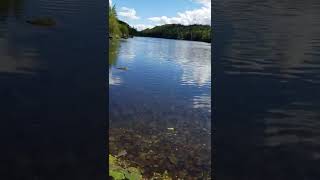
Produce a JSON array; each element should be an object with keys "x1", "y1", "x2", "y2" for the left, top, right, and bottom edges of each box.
[
  {"x1": 116, "y1": 67, "x2": 128, "y2": 71},
  {"x1": 26, "y1": 17, "x2": 56, "y2": 27},
  {"x1": 117, "y1": 150, "x2": 127, "y2": 157}
]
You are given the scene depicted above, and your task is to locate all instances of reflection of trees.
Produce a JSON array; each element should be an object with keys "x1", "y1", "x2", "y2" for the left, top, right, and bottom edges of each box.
[
  {"x1": 0, "y1": 0, "x2": 40, "y2": 75},
  {"x1": 0, "y1": 0, "x2": 23, "y2": 22},
  {"x1": 109, "y1": 39, "x2": 120, "y2": 68},
  {"x1": 109, "y1": 39, "x2": 122, "y2": 85}
]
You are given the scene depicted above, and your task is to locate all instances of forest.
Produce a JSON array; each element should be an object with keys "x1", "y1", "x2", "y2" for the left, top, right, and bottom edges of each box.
[
  {"x1": 139, "y1": 24, "x2": 211, "y2": 43},
  {"x1": 109, "y1": 5, "x2": 211, "y2": 43},
  {"x1": 108, "y1": 5, "x2": 137, "y2": 38}
]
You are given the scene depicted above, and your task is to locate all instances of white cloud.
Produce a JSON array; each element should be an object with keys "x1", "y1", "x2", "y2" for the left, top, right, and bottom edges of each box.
[
  {"x1": 118, "y1": 7, "x2": 140, "y2": 20},
  {"x1": 132, "y1": 24, "x2": 154, "y2": 31},
  {"x1": 148, "y1": 1, "x2": 211, "y2": 26},
  {"x1": 109, "y1": 0, "x2": 112, "y2": 6},
  {"x1": 193, "y1": 0, "x2": 211, "y2": 7},
  {"x1": 148, "y1": 6, "x2": 210, "y2": 26},
  {"x1": 117, "y1": 0, "x2": 211, "y2": 31}
]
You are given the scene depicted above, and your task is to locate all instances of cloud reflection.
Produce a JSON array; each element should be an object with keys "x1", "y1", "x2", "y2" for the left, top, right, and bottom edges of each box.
[
  {"x1": 193, "y1": 94, "x2": 211, "y2": 112},
  {"x1": 109, "y1": 70, "x2": 122, "y2": 85}
]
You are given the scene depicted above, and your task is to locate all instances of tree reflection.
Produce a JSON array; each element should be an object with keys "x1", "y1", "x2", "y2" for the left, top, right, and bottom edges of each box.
[
  {"x1": 0, "y1": 0, "x2": 23, "y2": 22},
  {"x1": 109, "y1": 39, "x2": 120, "y2": 68}
]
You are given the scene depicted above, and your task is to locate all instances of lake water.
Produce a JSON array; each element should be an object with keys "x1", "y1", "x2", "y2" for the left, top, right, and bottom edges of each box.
[
  {"x1": 214, "y1": 0, "x2": 320, "y2": 179},
  {"x1": 109, "y1": 37, "x2": 211, "y2": 178},
  {"x1": 0, "y1": 0, "x2": 107, "y2": 179}
]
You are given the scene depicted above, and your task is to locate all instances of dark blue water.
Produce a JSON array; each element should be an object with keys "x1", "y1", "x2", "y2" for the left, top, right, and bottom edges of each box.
[
  {"x1": 214, "y1": 1, "x2": 320, "y2": 179},
  {"x1": 0, "y1": 0, "x2": 107, "y2": 179},
  {"x1": 109, "y1": 37, "x2": 211, "y2": 178}
]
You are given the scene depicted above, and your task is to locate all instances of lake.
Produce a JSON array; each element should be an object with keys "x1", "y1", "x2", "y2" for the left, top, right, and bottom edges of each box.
[
  {"x1": 214, "y1": 0, "x2": 320, "y2": 179},
  {"x1": 0, "y1": 0, "x2": 107, "y2": 179},
  {"x1": 109, "y1": 37, "x2": 212, "y2": 178}
]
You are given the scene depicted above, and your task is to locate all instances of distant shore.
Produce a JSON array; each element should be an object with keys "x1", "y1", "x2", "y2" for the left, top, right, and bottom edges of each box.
[{"x1": 133, "y1": 35, "x2": 212, "y2": 43}]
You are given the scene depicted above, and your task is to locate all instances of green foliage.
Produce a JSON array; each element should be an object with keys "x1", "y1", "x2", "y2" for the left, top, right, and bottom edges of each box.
[
  {"x1": 118, "y1": 20, "x2": 138, "y2": 36},
  {"x1": 108, "y1": 4, "x2": 137, "y2": 38},
  {"x1": 109, "y1": 5, "x2": 120, "y2": 37},
  {"x1": 119, "y1": 24, "x2": 129, "y2": 37},
  {"x1": 109, "y1": 154, "x2": 174, "y2": 180},
  {"x1": 108, "y1": 3, "x2": 210, "y2": 42},
  {"x1": 109, "y1": 39, "x2": 120, "y2": 67},
  {"x1": 139, "y1": 24, "x2": 212, "y2": 43},
  {"x1": 109, "y1": 154, "x2": 143, "y2": 180},
  {"x1": 150, "y1": 171, "x2": 172, "y2": 180}
]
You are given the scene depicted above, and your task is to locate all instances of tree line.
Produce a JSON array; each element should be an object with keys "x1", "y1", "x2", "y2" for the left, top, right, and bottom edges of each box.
[
  {"x1": 138, "y1": 24, "x2": 212, "y2": 43},
  {"x1": 109, "y1": 5, "x2": 137, "y2": 39},
  {"x1": 109, "y1": 5, "x2": 212, "y2": 42}
]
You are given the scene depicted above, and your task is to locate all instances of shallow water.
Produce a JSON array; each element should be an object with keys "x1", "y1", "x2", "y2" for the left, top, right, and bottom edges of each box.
[
  {"x1": 109, "y1": 37, "x2": 211, "y2": 178},
  {"x1": 214, "y1": 0, "x2": 320, "y2": 179},
  {"x1": 0, "y1": 0, "x2": 107, "y2": 179}
]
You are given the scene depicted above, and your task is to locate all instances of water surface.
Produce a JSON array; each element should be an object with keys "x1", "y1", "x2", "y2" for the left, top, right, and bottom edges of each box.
[
  {"x1": 214, "y1": 0, "x2": 320, "y2": 179},
  {"x1": 109, "y1": 37, "x2": 211, "y2": 178},
  {"x1": 0, "y1": 0, "x2": 107, "y2": 179}
]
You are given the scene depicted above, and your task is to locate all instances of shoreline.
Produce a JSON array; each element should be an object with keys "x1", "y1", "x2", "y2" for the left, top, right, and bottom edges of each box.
[
  {"x1": 133, "y1": 35, "x2": 211, "y2": 43},
  {"x1": 110, "y1": 35, "x2": 211, "y2": 43}
]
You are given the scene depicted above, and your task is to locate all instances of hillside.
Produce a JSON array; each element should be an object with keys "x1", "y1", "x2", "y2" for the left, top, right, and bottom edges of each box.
[
  {"x1": 138, "y1": 24, "x2": 212, "y2": 43},
  {"x1": 109, "y1": 5, "x2": 138, "y2": 38},
  {"x1": 118, "y1": 20, "x2": 138, "y2": 36}
]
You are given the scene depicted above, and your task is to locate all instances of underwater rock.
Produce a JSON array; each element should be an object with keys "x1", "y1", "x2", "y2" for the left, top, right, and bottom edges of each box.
[
  {"x1": 109, "y1": 125, "x2": 211, "y2": 179},
  {"x1": 116, "y1": 67, "x2": 128, "y2": 71},
  {"x1": 26, "y1": 17, "x2": 56, "y2": 27},
  {"x1": 117, "y1": 150, "x2": 127, "y2": 157},
  {"x1": 168, "y1": 155, "x2": 178, "y2": 165}
]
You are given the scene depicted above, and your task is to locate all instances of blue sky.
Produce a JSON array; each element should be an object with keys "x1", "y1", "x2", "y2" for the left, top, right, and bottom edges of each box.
[{"x1": 109, "y1": 0, "x2": 211, "y2": 31}]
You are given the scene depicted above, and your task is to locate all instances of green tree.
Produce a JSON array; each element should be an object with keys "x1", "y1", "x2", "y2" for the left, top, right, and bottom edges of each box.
[
  {"x1": 109, "y1": 5, "x2": 120, "y2": 37},
  {"x1": 138, "y1": 24, "x2": 212, "y2": 43}
]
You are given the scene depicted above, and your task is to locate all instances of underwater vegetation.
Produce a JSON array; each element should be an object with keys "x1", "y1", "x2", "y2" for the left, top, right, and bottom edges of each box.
[
  {"x1": 109, "y1": 122, "x2": 211, "y2": 179},
  {"x1": 109, "y1": 154, "x2": 143, "y2": 180},
  {"x1": 109, "y1": 154, "x2": 172, "y2": 180}
]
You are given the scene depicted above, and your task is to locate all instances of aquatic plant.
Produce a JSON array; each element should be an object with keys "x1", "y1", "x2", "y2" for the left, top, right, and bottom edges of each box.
[
  {"x1": 109, "y1": 154, "x2": 175, "y2": 180},
  {"x1": 109, "y1": 154, "x2": 143, "y2": 180}
]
